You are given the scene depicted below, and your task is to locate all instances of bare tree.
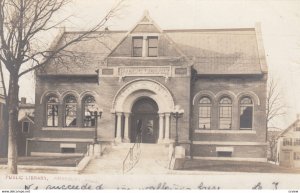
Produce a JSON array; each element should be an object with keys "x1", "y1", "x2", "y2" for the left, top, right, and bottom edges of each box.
[
  {"x1": 266, "y1": 77, "x2": 286, "y2": 127},
  {"x1": 0, "y1": 0, "x2": 125, "y2": 174},
  {"x1": 266, "y1": 76, "x2": 286, "y2": 161}
]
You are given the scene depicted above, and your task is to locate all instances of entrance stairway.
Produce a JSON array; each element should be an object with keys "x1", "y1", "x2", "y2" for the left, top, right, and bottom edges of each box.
[{"x1": 82, "y1": 143, "x2": 170, "y2": 174}]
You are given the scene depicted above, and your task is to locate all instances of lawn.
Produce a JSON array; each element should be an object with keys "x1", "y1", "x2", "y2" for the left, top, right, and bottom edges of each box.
[
  {"x1": 0, "y1": 156, "x2": 83, "y2": 167},
  {"x1": 183, "y1": 159, "x2": 300, "y2": 173}
]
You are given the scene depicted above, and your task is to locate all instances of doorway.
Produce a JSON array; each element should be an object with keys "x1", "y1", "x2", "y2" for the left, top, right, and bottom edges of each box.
[{"x1": 131, "y1": 97, "x2": 159, "y2": 143}]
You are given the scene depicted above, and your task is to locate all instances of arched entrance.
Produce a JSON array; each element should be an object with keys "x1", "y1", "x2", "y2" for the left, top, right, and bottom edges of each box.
[
  {"x1": 112, "y1": 79, "x2": 175, "y2": 143},
  {"x1": 131, "y1": 97, "x2": 159, "y2": 143}
]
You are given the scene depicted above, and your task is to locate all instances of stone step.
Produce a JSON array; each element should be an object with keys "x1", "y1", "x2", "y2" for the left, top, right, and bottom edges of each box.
[{"x1": 82, "y1": 143, "x2": 170, "y2": 174}]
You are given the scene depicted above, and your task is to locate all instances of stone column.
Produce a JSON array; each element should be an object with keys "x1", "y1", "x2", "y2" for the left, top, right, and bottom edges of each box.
[
  {"x1": 164, "y1": 113, "x2": 170, "y2": 142},
  {"x1": 123, "y1": 113, "x2": 130, "y2": 142},
  {"x1": 142, "y1": 36, "x2": 148, "y2": 57},
  {"x1": 115, "y1": 112, "x2": 122, "y2": 143},
  {"x1": 158, "y1": 113, "x2": 164, "y2": 143}
]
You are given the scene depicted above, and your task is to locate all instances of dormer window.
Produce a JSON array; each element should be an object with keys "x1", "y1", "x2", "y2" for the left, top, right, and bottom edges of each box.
[
  {"x1": 132, "y1": 36, "x2": 158, "y2": 57},
  {"x1": 147, "y1": 37, "x2": 158, "y2": 57},
  {"x1": 132, "y1": 37, "x2": 143, "y2": 57}
]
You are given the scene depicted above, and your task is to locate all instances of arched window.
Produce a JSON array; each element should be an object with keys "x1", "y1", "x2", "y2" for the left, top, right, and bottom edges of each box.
[
  {"x1": 240, "y1": 97, "x2": 253, "y2": 129},
  {"x1": 219, "y1": 97, "x2": 232, "y2": 129},
  {"x1": 199, "y1": 97, "x2": 211, "y2": 129},
  {"x1": 46, "y1": 95, "x2": 59, "y2": 127},
  {"x1": 64, "y1": 95, "x2": 77, "y2": 127},
  {"x1": 83, "y1": 95, "x2": 96, "y2": 127}
]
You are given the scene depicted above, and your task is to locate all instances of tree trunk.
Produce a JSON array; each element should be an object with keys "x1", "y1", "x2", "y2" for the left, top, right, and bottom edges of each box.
[{"x1": 7, "y1": 74, "x2": 19, "y2": 174}]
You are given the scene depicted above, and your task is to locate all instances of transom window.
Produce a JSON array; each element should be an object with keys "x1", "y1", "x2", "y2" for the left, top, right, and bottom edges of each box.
[
  {"x1": 199, "y1": 97, "x2": 211, "y2": 129},
  {"x1": 83, "y1": 95, "x2": 96, "y2": 127},
  {"x1": 240, "y1": 97, "x2": 253, "y2": 130},
  {"x1": 132, "y1": 37, "x2": 143, "y2": 57},
  {"x1": 64, "y1": 95, "x2": 77, "y2": 127},
  {"x1": 46, "y1": 95, "x2": 59, "y2": 127},
  {"x1": 147, "y1": 37, "x2": 158, "y2": 57},
  {"x1": 219, "y1": 97, "x2": 232, "y2": 129}
]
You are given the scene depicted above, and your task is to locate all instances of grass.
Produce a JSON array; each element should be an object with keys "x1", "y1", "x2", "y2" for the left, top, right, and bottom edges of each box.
[
  {"x1": 0, "y1": 156, "x2": 83, "y2": 167},
  {"x1": 183, "y1": 159, "x2": 300, "y2": 173}
]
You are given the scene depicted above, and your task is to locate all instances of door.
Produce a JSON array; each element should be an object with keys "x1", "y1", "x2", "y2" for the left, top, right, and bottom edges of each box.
[
  {"x1": 131, "y1": 97, "x2": 159, "y2": 143},
  {"x1": 132, "y1": 114, "x2": 159, "y2": 143}
]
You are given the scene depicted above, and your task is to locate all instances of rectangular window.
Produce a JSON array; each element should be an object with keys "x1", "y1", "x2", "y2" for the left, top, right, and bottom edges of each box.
[
  {"x1": 199, "y1": 106, "x2": 211, "y2": 129},
  {"x1": 294, "y1": 138, "x2": 300, "y2": 146},
  {"x1": 61, "y1": 148, "x2": 75, "y2": 153},
  {"x1": 295, "y1": 127, "x2": 300, "y2": 131},
  {"x1": 22, "y1": 121, "x2": 30, "y2": 133},
  {"x1": 132, "y1": 37, "x2": 143, "y2": 57},
  {"x1": 294, "y1": 152, "x2": 300, "y2": 160},
  {"x1": 217, "y1": 151, "x2": 232, "y2": 157},
  {"x1": 148, "y1": 37, "x2": 158, "y2": 57},
  {"x1": 240, "y1": 106, "x2": 253, "y2": 129},
  {"x1": 219, "y1": 106, "x2": 232, "y2": 129},
  {"x1": 283, "y1": 138, "x2": 293, "y2": 146}
]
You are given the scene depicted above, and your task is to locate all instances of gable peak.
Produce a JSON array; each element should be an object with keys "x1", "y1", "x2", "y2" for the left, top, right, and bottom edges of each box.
[{"x1": 139, "y1": 10, "x2": 152, "y2": 23}]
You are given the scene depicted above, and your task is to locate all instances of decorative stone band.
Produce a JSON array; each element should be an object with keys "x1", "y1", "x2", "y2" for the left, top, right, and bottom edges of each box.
[
  {"x1": 119, "y1": 66, "x2": 171, "y2": 77},
  {"x1": 192, "y1": 141, "x2": 267, "y2": 146},
  {"x1": 99, "y1": 66, "x2": 190, "y2": 82}
]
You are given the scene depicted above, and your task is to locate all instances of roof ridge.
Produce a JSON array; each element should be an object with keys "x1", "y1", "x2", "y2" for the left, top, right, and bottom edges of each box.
[{"x1": 164, "y1": 28, "x2": 255, "y2": 32}]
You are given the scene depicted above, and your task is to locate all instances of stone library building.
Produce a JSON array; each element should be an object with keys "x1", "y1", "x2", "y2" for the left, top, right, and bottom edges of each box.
[{"x1": 27, "y1": 12, "x2": 268, "y2": 162}]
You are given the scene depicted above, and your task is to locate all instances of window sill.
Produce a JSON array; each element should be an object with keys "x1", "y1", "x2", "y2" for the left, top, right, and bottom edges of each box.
[
  {"x1": 42, "y1": 127, "x2": 94, "y2": 131},
  {"x1": 194, "y1": 129, "x2": 256, "y2": 134}
]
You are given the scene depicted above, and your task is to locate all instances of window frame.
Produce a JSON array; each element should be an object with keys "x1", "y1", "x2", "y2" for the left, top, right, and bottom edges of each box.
[
  {"x1": 64, "y1": 95, "x2": 77, "y2": 127},
  {"x1": 218, "y1": 96, "x2": 232, "y2": 130},
  {"x1": 132, "y1": 36, "x2": 143, "y2": 57},
  {"x1": 239, "y1": 96, "x2": 254, "y2": 130},
  {"x1": 45, "y1": 95, "x2": 59, "y2": 127},
  {"x1": 198, "y1": 96, "x2": 212, "y2": 129},
  {"x1": 83, "y1": 95, "x2": 96, "y2": 128},
  {"x1": 283, "y1": 138, "x2": 293, "y2": 146},
  {"x1": 147, "y1": 36, "x2": 158, "y2": 57},
  {"x1": 22, "y1": 121, "x2": 30, "y2": 133},
  {"x1": 294, "y1": 138, "x2": 300, "y2": 146}
]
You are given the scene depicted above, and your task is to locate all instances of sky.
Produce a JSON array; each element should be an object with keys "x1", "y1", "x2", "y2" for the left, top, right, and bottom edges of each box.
[{"x1": 2, "y1": 0, "x2": 300, "y2": 128}]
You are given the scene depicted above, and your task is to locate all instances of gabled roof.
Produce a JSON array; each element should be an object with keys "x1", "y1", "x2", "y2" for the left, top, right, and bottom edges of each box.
[
  {"x1": 107, "y1": 10, "x2": 187, "y2": 60},
  {"x1": 18, "y1": 114, "x2": 34, "y2": 123},
  {"x1": 42, "y1": 12, "x2": 268, "y2": 75},
  {"x1": 277, "y1": 118, "x2": 300, "y2": 138}
]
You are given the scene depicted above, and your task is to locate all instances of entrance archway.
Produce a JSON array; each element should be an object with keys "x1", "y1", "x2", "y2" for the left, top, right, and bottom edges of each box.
[
  {"x1": 112, "y1": 79, "x2": 175, "y2": 143},
  {"x1": 131, "y1": 97, "x2": 159, "y2": 143}
]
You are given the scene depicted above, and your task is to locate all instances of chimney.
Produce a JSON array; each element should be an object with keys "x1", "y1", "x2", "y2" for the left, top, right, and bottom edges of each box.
[{"x1": 20, "y1": 97, "x2": 26, "y2": 104}]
